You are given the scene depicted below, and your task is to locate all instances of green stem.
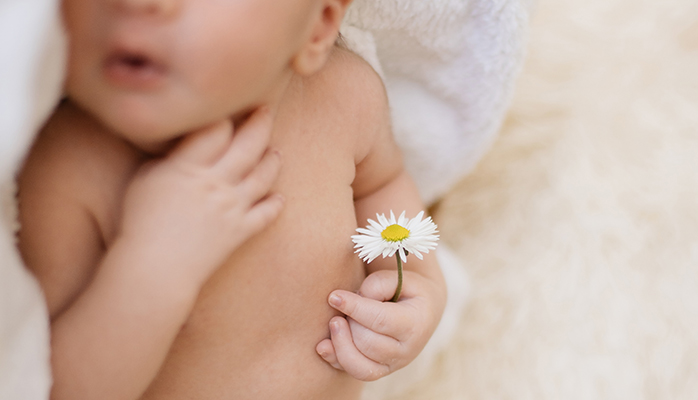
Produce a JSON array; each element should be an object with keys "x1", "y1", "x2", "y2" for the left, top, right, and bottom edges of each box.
[{"x1": 390, "y1": 255, "x2": 403, "y2": 302}]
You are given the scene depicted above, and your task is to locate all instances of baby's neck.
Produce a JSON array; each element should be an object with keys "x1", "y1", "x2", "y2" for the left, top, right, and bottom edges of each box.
[{"x1": 139, "y1": 70, "x2": 297, "y2": 158}]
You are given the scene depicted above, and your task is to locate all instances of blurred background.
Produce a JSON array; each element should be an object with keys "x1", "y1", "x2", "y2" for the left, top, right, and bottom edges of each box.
[{"x1": 401, "y1": 0, "x2": 698, "y2": 398}]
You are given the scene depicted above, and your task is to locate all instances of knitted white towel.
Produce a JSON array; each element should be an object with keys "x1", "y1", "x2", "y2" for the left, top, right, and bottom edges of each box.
[{"x1": 342, "y1": 0, "x2": 532, "y2": 205}]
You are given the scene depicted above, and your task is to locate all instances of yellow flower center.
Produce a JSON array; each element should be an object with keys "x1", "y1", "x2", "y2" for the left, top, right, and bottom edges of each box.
[{"x1": 381, "y1": 224, "x2": 410, "y2": 242}]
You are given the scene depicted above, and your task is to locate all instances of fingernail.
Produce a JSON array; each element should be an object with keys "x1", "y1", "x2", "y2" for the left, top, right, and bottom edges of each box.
[
  {"x1": 330, "y1": 320, "x2": 340, "y2": 335},
  {"x1": 328, "y1": 294, "x2": 342, "y2": 308}
]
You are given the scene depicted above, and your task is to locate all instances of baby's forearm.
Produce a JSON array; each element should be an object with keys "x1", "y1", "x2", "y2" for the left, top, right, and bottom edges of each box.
[
  {"x1": 318, "y1": 168, "x2": 447, "y2": 378},
  {"x1": 354, "y1": 169, "x2": 445, "y2": 286},
  {"x1": 49, "y1": 238, "x2": 198, "y2": 400}
]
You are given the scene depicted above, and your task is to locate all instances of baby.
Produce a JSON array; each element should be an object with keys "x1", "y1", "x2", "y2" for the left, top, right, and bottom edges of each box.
[{"x1": 17, "y1": 0, "x2": 446, "y2": 399}]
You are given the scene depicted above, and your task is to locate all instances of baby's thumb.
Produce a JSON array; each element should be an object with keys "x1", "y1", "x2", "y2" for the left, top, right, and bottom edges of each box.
[
  {"x1": 169, "y1": 120, "x2": 233, "y2": 165},
  {"x1": 358, "y1": 269, "x2": 399, "y2": 302}
]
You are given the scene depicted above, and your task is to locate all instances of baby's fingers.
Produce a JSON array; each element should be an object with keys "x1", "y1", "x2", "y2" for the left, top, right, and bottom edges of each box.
[
  {"x1": 238, "y1": 149, "x2": 282, "y2": 201},
  {"x1": 346, "y1": 319, "x2": 403, "y2": 367},
  {"x1": 359, "y1": 269, "x2": 404, "y2": 301},
  {"x1": 215, "y1": 106, "x2": 274, "y2": 181},
  {"x1": 169, "y1": 119, "x2": 232, "y2": 165},
  {"x1": 328, "y1": 317, "x2": 390, "y2": 381},
  {"x1": 241, "y1": 194, "x2": 285, "y2": 236},
  {"x1": 328, "y1": 290, "x2": 410, "y2": 340},
  {"x1": 316, "y1": 339, "x2": 342, "y2": 370}
]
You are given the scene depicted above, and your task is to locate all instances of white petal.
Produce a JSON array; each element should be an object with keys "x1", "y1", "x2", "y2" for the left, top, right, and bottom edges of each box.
[
  {"x1": 397, "y1": 210, "x2": 407, "y2": 227},
  {"x1": 355, "y1": 228, "x2": 380, "y2": 236},
  {"x1": 381, "y1": 248, "x2": 391, "y2": 258},
  {"x1": 367, "y1": 219, "x2": 385, "y2": 232},
  {"x1": 406, "y1": 211, "x2": 424, "y2": 229},
  {"x1": 398, "y1": 247, "x2": 408, "y2": 263},
  {"x1": 353, "y1": 210, "x2": 439, "y2": 266}
]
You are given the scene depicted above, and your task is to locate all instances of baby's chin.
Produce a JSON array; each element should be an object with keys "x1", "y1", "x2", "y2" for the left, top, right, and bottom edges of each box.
[
  {"x1": 69, "y1": 92, "x2": 186, "y2": 148},
  {"x1": 88, "y1": 106, "x2": 186, "y2": 154},
  {"x1": 70, "y1": 90, "x2": 245, "y2": 155}
]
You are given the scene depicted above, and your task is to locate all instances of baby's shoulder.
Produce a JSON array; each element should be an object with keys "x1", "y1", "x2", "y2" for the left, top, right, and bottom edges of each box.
[
  {"x1": 299, "y1": 48, "x2": 404, "y2": 197},
  {"x1": 19, "y1": 102, "x2": 141, "y2": 235},
  {"x1": 322, "y1": 47, "x2": 388, "y2": 107},
  {"x1": 305, "y1": 47, "x2": 393, "y2": 162},
  {"x1": 24, "y1": 102, "x2": 139, "y2": 188}
]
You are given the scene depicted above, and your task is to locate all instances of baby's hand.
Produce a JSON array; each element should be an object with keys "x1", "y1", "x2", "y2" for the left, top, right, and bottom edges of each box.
[
  {"x1": 117, "y1": 107, "x2": 284, "y2": 292},
  {"x1": 316, "y1": 269, "x2": 443, "y2": 381}
]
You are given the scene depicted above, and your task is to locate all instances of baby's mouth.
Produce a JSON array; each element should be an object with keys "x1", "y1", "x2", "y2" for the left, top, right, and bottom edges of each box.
[
  {"x1": 119, "y1": 53, "x2": 151, "y2": 68},
  {"x1": 104, "y1": 50, "x2": 167, "y2": 88}
]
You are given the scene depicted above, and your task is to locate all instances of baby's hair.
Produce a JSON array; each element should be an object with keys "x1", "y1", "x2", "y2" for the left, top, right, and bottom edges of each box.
[{"x1": 335, "y1": 32, "x2": 348, "y2": 49}]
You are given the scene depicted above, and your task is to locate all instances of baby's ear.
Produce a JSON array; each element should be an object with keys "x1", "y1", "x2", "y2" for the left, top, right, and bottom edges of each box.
[{"x1": 292, "y1": 0, "x2": 353, "y2": 76}]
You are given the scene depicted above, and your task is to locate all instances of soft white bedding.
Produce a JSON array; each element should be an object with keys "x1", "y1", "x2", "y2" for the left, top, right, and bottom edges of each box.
[{"x1": 0, "y1": 1, "x2": 65, "y2": 399}]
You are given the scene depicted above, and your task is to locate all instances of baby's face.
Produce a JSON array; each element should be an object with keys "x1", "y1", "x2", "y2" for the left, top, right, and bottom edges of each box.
[{"x1": 63, "y1": 0, "x2": 316, "y2": 150}]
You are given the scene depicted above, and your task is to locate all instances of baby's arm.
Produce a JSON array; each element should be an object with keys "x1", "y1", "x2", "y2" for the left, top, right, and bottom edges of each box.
[
  {"x1": 18, "y1": 108, "x2": 283, "y2": 400},
  {"x1": 320, "y1": 177, "x2": 447, "y2": 381},
  {"x1": 315, "y1": 60, "x2": 447, "y2": 380}
]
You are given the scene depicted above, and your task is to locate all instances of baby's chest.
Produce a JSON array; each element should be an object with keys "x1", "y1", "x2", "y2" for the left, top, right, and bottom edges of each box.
[
  {"x1": 139, "y1": 113, "x2": 367, "y2": 398},
  {"x1": 193, "y1": 129, "x2": 364, "y2": 314},
  {"x1": 173, "y1": 137, "x2": 365, "y2": 372},
  {"x1": 263, "y1": 131, "x2": 359, "y2": 258}
]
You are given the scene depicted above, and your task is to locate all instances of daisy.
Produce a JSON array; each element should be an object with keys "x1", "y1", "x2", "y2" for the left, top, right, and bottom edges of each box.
[{"x1": 352, "y1": 210, "x2": 439, "y2": 301}]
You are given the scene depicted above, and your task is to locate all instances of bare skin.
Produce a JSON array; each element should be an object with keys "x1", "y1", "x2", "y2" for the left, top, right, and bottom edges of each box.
[
  {"x1": 19, "y1": 0, "x2": 447, "y2": 398},
  {"x1": 19, "y1": 48, "x2": 444, "y2": 400},
  {"x1": 139, "y1": 50, "x2": 376, "y2": 400}
]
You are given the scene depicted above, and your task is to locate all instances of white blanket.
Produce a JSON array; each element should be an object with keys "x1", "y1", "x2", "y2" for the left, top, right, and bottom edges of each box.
[
  {"x1": 0, "y1": 1, "x2": 65, "y2": 399},
  {"x1": 342, "y1": 0, "x2": 533, "y2": 205},
  {"x1": 0, "y1": 0, "x2": 531, "y2": 398}
]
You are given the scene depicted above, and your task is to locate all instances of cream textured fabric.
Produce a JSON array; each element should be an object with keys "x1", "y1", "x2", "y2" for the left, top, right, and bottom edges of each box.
[{"x1": 382, "y1": 0, "x2": 698, "y2": 398}]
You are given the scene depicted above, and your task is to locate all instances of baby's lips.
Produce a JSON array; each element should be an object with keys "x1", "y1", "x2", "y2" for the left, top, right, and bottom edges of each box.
[
  {"x1": 102, "y1": 38, "x2": 170, "y2": 89},
  {"x1": 104, "y1": 51, "x2": 167, "y2": 89}
]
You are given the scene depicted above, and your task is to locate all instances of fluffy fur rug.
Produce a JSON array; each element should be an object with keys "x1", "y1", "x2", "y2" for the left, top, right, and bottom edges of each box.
[{"x1": 385, "y1": 0, "x2": 698, "y2": 398}]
